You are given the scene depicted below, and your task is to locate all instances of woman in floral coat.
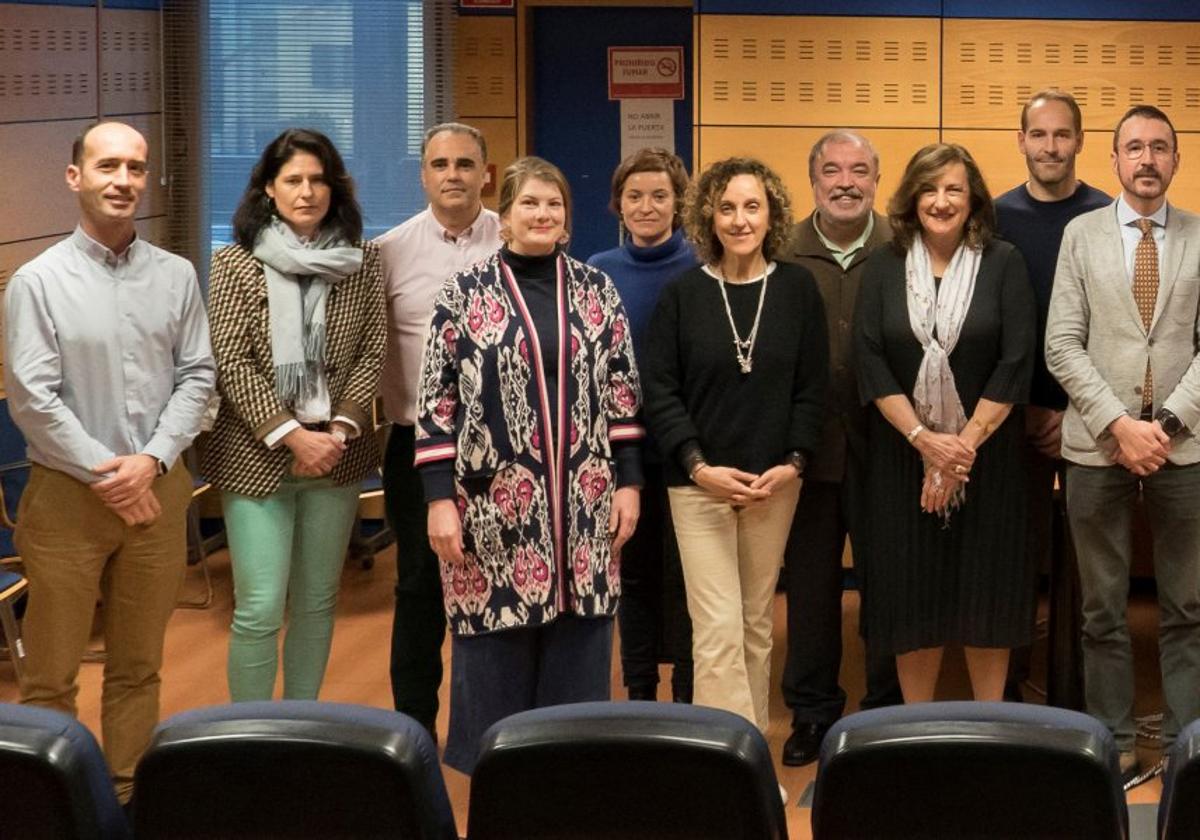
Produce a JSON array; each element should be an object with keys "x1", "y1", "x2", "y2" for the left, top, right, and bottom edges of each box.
[{"x1": 414, "y1": 156, "x2": 644, "y2": 774}]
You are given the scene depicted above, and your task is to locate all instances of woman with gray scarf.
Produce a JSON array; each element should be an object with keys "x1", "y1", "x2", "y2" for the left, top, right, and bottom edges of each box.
[
  {"x1": 853, "y1": 143, "x2": 1035, "y2": 704},
  {"x1": 204, "y1": 128, "x2": 385, "y2": 701}
]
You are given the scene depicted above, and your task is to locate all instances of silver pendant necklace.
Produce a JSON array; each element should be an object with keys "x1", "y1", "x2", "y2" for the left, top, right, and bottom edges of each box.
[{"x1": 714, "y1": 265, "x2": 769, "y2": 374}]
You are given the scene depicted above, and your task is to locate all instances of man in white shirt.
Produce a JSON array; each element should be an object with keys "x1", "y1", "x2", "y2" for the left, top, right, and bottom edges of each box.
[
  {"x1": 375, "y1": 123, "x2": 501, "y2": 737},
  {"x1": 5, "y1": 121, "x2": 214, "y2": 802}
]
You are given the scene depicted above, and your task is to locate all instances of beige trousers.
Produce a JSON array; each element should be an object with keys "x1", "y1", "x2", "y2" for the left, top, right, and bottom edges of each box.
[
  {"x1": 668, "y1": 481, "x2": 800, "y2": 732},
  {"x1": 16, "y1": 462, "x2": 192, "y2": 803}
]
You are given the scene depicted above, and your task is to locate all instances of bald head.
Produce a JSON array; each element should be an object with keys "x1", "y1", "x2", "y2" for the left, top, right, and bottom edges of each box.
[{"x1": 67, "y1": 121, "x2": 149, "y2": 240}]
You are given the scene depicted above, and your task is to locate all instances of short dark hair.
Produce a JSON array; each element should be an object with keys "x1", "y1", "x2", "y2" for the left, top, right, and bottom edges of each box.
[
  {"x1": 421, "y1": 122, "x2": 487, "y2": 164},
  {"x1": 1020, "y1": 89, "x2": 1083, "y2": 134},
  {"x1": 608, "y1": 147, "x2": 690, "y2": 231},
  {"x1": 887, "y1": 143, "x2": 995, "y2": 252},
  {"x1": 683, "y1": 157, "x2": 793, "y2": 265},
  {"x1": 231, "y1": 128, "x2": 363, "y2": 250},
  {"x1": 1113, "y1": 104, "x2": 1177, "y2": 153}
]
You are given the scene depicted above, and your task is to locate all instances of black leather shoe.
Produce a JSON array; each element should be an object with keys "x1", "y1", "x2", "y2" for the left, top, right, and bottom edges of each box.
[{"x1": 782, "y1": 722, "x2": 831, "y2": 767}]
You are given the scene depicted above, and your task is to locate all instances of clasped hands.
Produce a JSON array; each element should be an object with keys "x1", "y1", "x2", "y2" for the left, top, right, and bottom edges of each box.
[
  {"x1": 283, "y1": 426, "x2": 347, "y2": 478},
  {"x1": 913, "y1": 430, "x2": 975, "y2": 515},
  {"x1": 692, "y1": 463, "x2": 800, "y2": 507},
  {"x1": 91, "y1": 453, "x2": 161, "y2": 526},
  {"x1": 1110, "y1": 415, "x2": 1171, "y2": 477}
]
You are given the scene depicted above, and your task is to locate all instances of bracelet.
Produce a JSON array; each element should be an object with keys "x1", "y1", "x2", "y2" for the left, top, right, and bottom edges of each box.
[
  {"x1": 906, "y1": 423, "x2": 926, "y2": 444},
  {"x1": 688, "y1": 461, "x2": 709, "y2": 481},
  {"x1": 783, "y1": 450, "x2": 807, "y2": 476}
]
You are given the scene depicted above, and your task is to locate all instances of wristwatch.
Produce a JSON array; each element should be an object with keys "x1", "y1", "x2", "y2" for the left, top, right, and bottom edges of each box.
[{"x1": 1156, "y1": 407, "x2": 1187, "y2": 438}]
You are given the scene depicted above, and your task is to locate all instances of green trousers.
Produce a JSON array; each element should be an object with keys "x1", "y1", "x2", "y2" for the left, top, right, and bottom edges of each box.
[{"x1": 223, "y1": 475, "x2": 360, "y2": 701}]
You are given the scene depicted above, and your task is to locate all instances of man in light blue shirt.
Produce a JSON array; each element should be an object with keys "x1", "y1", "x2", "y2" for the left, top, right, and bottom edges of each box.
[{"x1": 4, "y1": 120, "x2": 215, "y2": 803}]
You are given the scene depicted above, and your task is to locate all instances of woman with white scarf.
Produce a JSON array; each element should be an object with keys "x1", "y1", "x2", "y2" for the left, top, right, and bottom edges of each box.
[
  {"x1": 204, "y1": 128, "x2": 386, "y2": 701},
  {"x1": 853, "y1": 143, "x2": 1035, "y2": 703}
]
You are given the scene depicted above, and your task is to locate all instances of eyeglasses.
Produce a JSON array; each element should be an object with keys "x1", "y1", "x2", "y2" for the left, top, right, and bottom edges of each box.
[{"x1": 1121, "y1": 141, "x2": 1174, "y2": 159}]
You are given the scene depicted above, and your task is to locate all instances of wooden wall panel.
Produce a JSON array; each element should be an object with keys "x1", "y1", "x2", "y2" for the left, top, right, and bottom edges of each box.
[
  {"x1": 468, "y1": 116, "x2": 517, "y2": 212},
  {"x1": 697, "y1": 126, "x2": 938, "y2": 220},
  {"x1": 697, "y1": 15, "x2": 940, "y2": 128},
  {"x1": 943, "y1": 19, "x2": 1200, "y2": 131},
  {"x1": 0, "y1": 118, "x2": 92, "y2": 242},
  {"x1": 455, "y1": 15, "x2": 517, "y2": 119},
  {"x1": 100, "y1": 9, "x2": 161, "y2": 116},
  {"x1": 0, "y1": 4, "x2": 96, "y2": 123},
  {"x1": 944, "y1": 128, "x2": 1200, "y2": 212}
]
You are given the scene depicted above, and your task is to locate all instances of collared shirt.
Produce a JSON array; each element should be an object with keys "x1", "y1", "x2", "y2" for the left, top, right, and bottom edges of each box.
[
  {"x1": 375, "y1": 205, "x2": 501, "y2": 425},
  {"x1": 4, "y1": 227, "x2": 216, "y2": 484},
  {"x1": 812, "y1": 212, "x2": 875, "y2": 270},
  {"x1": 1116, "y1": 193, "x2": 1168, "y2": 284}
]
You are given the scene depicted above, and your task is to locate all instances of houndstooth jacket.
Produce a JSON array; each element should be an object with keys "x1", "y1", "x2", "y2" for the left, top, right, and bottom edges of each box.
[{"x1": 202, "y1": 240, "x2": 386, "y2": 497}]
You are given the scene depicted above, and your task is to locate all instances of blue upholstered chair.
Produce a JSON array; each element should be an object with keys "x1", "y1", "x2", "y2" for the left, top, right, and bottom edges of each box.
[
  {"x1": 132, "y1": 700, "x2": 457, "y2": 839},
  {"x1": 812, "y1": 701, "x2": 1128, "y2": 840},
  {"x1": 0, "y1": 703, "x2": 129, "y2": 839},
  {"x1": 1158, "y1": 718, "x2": 1200, "y2": 839},
  {"x1": 467, "y1": 700, "x2": 788, "y2": 840}
]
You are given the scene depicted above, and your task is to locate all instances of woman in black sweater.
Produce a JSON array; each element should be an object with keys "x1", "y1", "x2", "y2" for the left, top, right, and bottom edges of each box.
[{"x1": 643, "y1": 157, "x2": 829, "y2": 732}]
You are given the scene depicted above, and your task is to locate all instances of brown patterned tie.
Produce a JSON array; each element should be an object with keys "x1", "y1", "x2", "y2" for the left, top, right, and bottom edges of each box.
[{"x1": 1133, "y1": 218, "x2": 1158, "y2": 410}]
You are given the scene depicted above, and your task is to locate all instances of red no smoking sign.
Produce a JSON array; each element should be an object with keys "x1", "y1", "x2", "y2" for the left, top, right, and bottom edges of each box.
[{"x1": 608, "y1": 46, "x2": 685, "y2": 100}]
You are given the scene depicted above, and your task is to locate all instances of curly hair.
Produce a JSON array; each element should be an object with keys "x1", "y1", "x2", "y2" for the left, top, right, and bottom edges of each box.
[
  {"x1": 887, "y1": 143, "x2": 995, "y2": 253},
  {"x1": 608, "y1": 147, "x2": 690, "y2": 232},
  {"x1": 231, "y1": 128, "x2": 362, "y2": 249},
  {"x1": 683, "y1": 157, "x2": 793, "y2": 266}
]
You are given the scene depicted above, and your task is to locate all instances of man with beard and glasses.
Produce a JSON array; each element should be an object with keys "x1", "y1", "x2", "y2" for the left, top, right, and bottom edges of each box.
[
  {"x1": 777, "y1": 130, "x2": 902, "y2": 767},
  {"x1": 1047, "y1": 105, "x2": 1200, "y2": 783},
  {"x1": 994, "y1": 91, "x2": 1109, "y2": 704}
]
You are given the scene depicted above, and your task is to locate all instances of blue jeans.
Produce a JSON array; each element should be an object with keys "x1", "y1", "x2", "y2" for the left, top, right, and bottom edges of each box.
[
  {"x1": 224, "y1": 475, "x2": 360, "y2": 701},
  {"x1": 444, "y1": 615, "x2": 613, "y2": 774}
]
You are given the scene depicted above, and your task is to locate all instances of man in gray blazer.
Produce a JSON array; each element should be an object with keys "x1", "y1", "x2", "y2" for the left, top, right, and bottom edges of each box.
[{"x1": 1047, "y1": 104, "x2": 1200, "y2": 782}]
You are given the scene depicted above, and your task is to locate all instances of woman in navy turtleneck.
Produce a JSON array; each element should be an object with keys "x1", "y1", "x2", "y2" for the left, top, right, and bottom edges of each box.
[
  {"x1": 588, "y1": 148, "x2": 698, "y2": 704},
  {"x1": 415, "y1": 157, "x2": 645, "y2": 774}
]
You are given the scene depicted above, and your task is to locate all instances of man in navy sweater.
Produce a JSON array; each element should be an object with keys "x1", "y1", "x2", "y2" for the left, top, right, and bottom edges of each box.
[{"x1": 994, "y1": 90, "x2": 1109, "y2": 706}]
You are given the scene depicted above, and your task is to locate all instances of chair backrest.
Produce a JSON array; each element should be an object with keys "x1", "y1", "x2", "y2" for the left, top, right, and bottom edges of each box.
[
  {"x1": 0, "y1": 704, "x2": 129, "y2": 840},
  {"x1": 0, "y1": 399, "x2": 29, "y2": 551},
  {"x1": 1159, "y1": 718, "x2": 1200, "y2": 839},
  {"x1": 132, "y1": 700, "x2": 457, "y2": 840},
  {"x1": 467, "y1": 701, "x2": 788, "y2": 840},
  {"x1": 812, "y1": 701, "x2": 1128, "y2": 840}
]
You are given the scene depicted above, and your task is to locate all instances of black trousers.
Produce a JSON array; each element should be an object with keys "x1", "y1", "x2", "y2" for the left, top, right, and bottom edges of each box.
[
  {"x1": 782, "y1": 476, "x2": 902, "y2": 726},
  {"x1": 615, "y1": 462, "x2": 693, "y2": 698},
  {"x1": 383, "y1": 424, "x2": 446, "y2": 733}
]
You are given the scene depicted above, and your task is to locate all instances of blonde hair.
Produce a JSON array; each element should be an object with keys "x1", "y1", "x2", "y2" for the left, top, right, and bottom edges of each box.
[{"x1": 498, "y1": 156, "x2": 573, "y2": 243}]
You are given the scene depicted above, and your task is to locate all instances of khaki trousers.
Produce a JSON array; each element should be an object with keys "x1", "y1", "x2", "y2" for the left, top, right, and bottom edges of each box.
[
  {"x1": 668, "y1": 481, "x2": 800, "y2": 732},
  {"x1": 16, "y1": 461, "x2": 192, "y2": 803}
]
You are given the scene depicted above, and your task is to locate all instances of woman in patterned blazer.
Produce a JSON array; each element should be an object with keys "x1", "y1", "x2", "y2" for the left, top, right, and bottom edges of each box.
[
  {"x1": 203, "y1": 128, "x2": 386, "y2": 701},
  {"x1": 415, "y1": 156, "x2": 644, "y2": 774}
]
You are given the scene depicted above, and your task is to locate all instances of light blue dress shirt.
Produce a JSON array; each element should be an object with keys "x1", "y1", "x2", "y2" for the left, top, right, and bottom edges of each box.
[
  {"x1": 4, "y1": 227, "x2": 216, "y2": 484},
  {"x1": 1115, "y1": 194, "x2": 1168, "y2": 284}
]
